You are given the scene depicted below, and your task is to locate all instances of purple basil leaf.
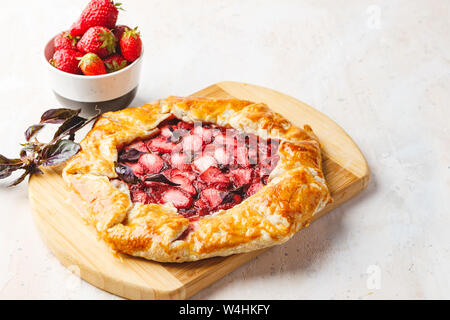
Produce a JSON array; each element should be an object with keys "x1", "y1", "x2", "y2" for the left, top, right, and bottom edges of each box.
[
  {"x1": 53, "y1": 116, "x2": 87, "y2": 140},
  {"x1": 221, "y1": 186, "x2": 246, "y2": 204},
  {"x1": 0, "y1": 153, "x2": 23, "y2": 179},
  {"x1": 231, "y1": 186, "x2": 245, "y2": 195},
  {"x1": 217, "y1": 164, "x2": 229, "y2": 172},
  {"x1": 20, "y1": 143, "x2": 41, "y2": 160},
  {"x1": 114, "y1": 162, "x2": 141, "y2": 185},
  {"x1": 144, "y1": 173, "x2": 180, "y2": 186},
  {"x1": 25, "y1": 124, "x2": 45, "y2": 141},
  {"x1": 21, "y1": 143, "x2": 39, "y2": 153},
  {"x1": 8, "y1": 168, "x2": 31, "y2": 187},
  {"x1": 221, "y1": 192, "x2": 235, "y2": 204},
  {"x1": 40, "y1": 108, "x2": 81, "y2": 124},
  {"x1": 118, "y1": 149, "x2": 144, "y2": 162},
  {"x1": 0, "y1": 165, "x2": 22, "y2": 179},
  {"x1": 41, "y1": 140, "x2": 81, "y2": 167},
  {"x1": 20, "y1": 150, "x2": 27, "y2": 161},
  {"x1": 0, "y1": 154, "x2": 22, "y2": 166}
]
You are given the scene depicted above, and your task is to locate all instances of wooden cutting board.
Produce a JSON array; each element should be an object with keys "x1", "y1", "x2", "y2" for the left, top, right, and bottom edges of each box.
[{"x1": 28, "y1": 81, "x2": 369, "y2": 300}]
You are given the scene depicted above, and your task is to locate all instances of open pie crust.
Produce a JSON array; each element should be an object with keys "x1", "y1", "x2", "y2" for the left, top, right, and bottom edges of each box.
[{"x1": 62, "y1": 97, "x2": 332, "y2": 262}]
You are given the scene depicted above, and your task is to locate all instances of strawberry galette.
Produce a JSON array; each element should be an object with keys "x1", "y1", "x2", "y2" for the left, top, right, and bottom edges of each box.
[{"x1": 63, "y1": 97, "x2": 332, "y2": 262}]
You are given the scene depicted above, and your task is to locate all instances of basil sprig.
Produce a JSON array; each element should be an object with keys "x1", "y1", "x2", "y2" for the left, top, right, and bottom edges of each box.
[{"x1": 0, "y1": 108, "x2": 101, "y2": 186}]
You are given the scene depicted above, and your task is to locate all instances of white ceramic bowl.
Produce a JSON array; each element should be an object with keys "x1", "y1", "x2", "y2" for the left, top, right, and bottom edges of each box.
[{"x1": 44, "y1": 35, "x2": 143, "y2": 110}]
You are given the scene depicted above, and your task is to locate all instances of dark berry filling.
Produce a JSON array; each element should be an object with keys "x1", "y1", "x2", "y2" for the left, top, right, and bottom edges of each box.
[{"x1": 116, "y1": 118, "x2": 280, "y2": 220}]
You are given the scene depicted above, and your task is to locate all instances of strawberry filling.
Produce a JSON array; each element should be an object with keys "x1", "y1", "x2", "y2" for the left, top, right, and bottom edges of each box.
[{"x1": 116, "y1": 118, "x2": 280, "y2": 220}]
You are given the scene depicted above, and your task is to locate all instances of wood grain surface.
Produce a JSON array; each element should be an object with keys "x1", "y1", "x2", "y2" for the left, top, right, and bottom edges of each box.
[{"x1": 28, "y1": 81, "x2": 370, "y2": 299}]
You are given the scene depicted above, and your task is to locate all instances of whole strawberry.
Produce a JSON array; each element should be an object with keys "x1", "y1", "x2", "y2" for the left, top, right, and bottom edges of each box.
[
  {"x1": 112, "y1": 25, "x2": 130, "y2": 46},
  {"x1": 54, "y1": 32, "x2": 79, "y2": 51},
  {"x1": 78, "y1": 53, "x2": 106, "y2": 76},
  {"x1": 77, "y1": 26, "x2": 116, "y2": 58},
  {"x1": 70, "y1": 0, "x2": 121, "y2": 37},
  {"x1": 50, "y1": 49, "x2": 83, "y2": 74},
  {"x1": 103, "y1": 54, "x2": 128, "y2": 73},
  {"x1": 120, "y1": 27, "x2": 142, "y2": 62}
]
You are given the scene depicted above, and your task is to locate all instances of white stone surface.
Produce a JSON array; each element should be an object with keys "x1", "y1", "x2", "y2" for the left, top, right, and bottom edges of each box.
[{"x1": 0, "y1": 0, "x2": 449, "y2": 299}]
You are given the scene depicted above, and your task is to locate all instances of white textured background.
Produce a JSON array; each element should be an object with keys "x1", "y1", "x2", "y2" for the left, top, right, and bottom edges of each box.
[{"x1": 0, "y1": 0, "x2": 449, "y2": 299}]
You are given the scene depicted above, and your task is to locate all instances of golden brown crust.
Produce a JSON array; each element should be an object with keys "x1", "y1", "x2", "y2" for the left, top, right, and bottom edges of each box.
[{"x1": 62, "y1": 97, "x2": 332, "y2": 262}]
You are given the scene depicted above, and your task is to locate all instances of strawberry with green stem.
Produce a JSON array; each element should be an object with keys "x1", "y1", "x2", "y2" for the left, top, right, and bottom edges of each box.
[
  {"x1": 50, "y1": 49, "x2": 83, "y2": 74},
  {"x1": 54, "y1": 31, "x2": 79, "y2": 51},
  {"x1": 77, "y1": 26, "x2": 117, "y2": 58},
  {"x1": 70, "y1": 0, "x2": 123, "y2": 37},
  {"x1": 112, "y1": 24, "x2": 130, "y2": 52},
  {"x1": 103, "y1": 54, "x2": 128, "y2": 73},
  {"x1": 120, "y1": 27, "x2": 142, "y2": 62},
  {"x1": 78, "y1": 53, "x2": 106, "y2": 76},
  {"x1": 112, "y1": 25, "x2": 129, "y2": 43}
]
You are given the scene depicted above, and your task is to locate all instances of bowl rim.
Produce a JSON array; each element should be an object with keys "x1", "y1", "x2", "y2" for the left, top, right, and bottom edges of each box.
[{"x1": 43, "y1": 33, "x2": 143, "y2": 80}]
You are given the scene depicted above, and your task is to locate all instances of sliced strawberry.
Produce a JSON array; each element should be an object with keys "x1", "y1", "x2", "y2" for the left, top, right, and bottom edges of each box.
[
  {"x1": 168, "y1": 129, "x2": 189, "y2": 144},
  {"x1": 160, "y1": 124, "x2": 176, "y2": 138},
  {"x1": 200, "y1": 188, "x2": 224, "y2": 209},
  {"x1": 202, "y1": 144, "x2": 218, "y2": 157},
  {"x1": 170, "y1": 175, "x2": 197, "y2": 195},
  {"x1": 248, "y1": 146, "x2": 259, "y2": 165},
  {"x1": 143, "y1": 181, "x2": 168, "y2": 197},
  {"x1": 247, "y1": 183, "x2": 264, "y2": 196},
  {"x1": 125, "y1": 162, "x2": 144, "y2": 176},
  {"x1": 193, "y1": 179, "x2": 207, "y2": 193},
  {"x1": 146, "y1": 136, "x2": 179, "y2": 154},
  {"x1": 258, "y1": 141, "x2": 271, "y2": 158},
  {"x1": 225, "y1": 128, "x2": 240, "y2": 137},
  {"x1": 193, "y1": 155, "x2": 217, "y2": 173},
  {"x1": 161, "y1": 188, "x2": 193, "y2": 209},
  {"x1": 125, "y1": 140, "x2": 148, "y2": 153},
  {"x1": 138, "y1": 153, "x2": 164, "y2": 174},
  {"x1": 160, "y1": 153, "x2": 171, "y2": 163},
  {"x1": 166, "y1": 168, "x2": 197, "y2": 182},
  {"x1": 170, "y1": 152, "x2": 191, "y2": 170},
  {"x1": 194, "y1": 197, "x2": 209, "y2": 209},
  {"x1": 177, "y1": 121, "x2": 194, "y2": 130},
  {"x1": 214, "y1": 133, "x2": 237, "y2": 147},
  {"x1": 130, "y1": 186, "x2": 149, "y2": 204},
  {"x1": 214, "y1": 147, "x2": 232, "y2": 165},
  {"x1": 254, "y1": 164, "x2": 269, "y2": 177},
  {"x1": 182, "y1": 134, "x2": 203, "y2": 153},
  {"x1": 193, "y1": 198, "x2": 210, "y2": 217},
  {"x1": 193, "y1": 125, "x2": 213, "y2": 144},
  {"x1": 230, "y1": 168, "x2": 253, "y2": 187},
  {"x1": 199, "y1": 166, "x2": 230, "y2": 189},
  {"x1": 236, "y1": 146, "x2": 251, "y2": 167}
]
